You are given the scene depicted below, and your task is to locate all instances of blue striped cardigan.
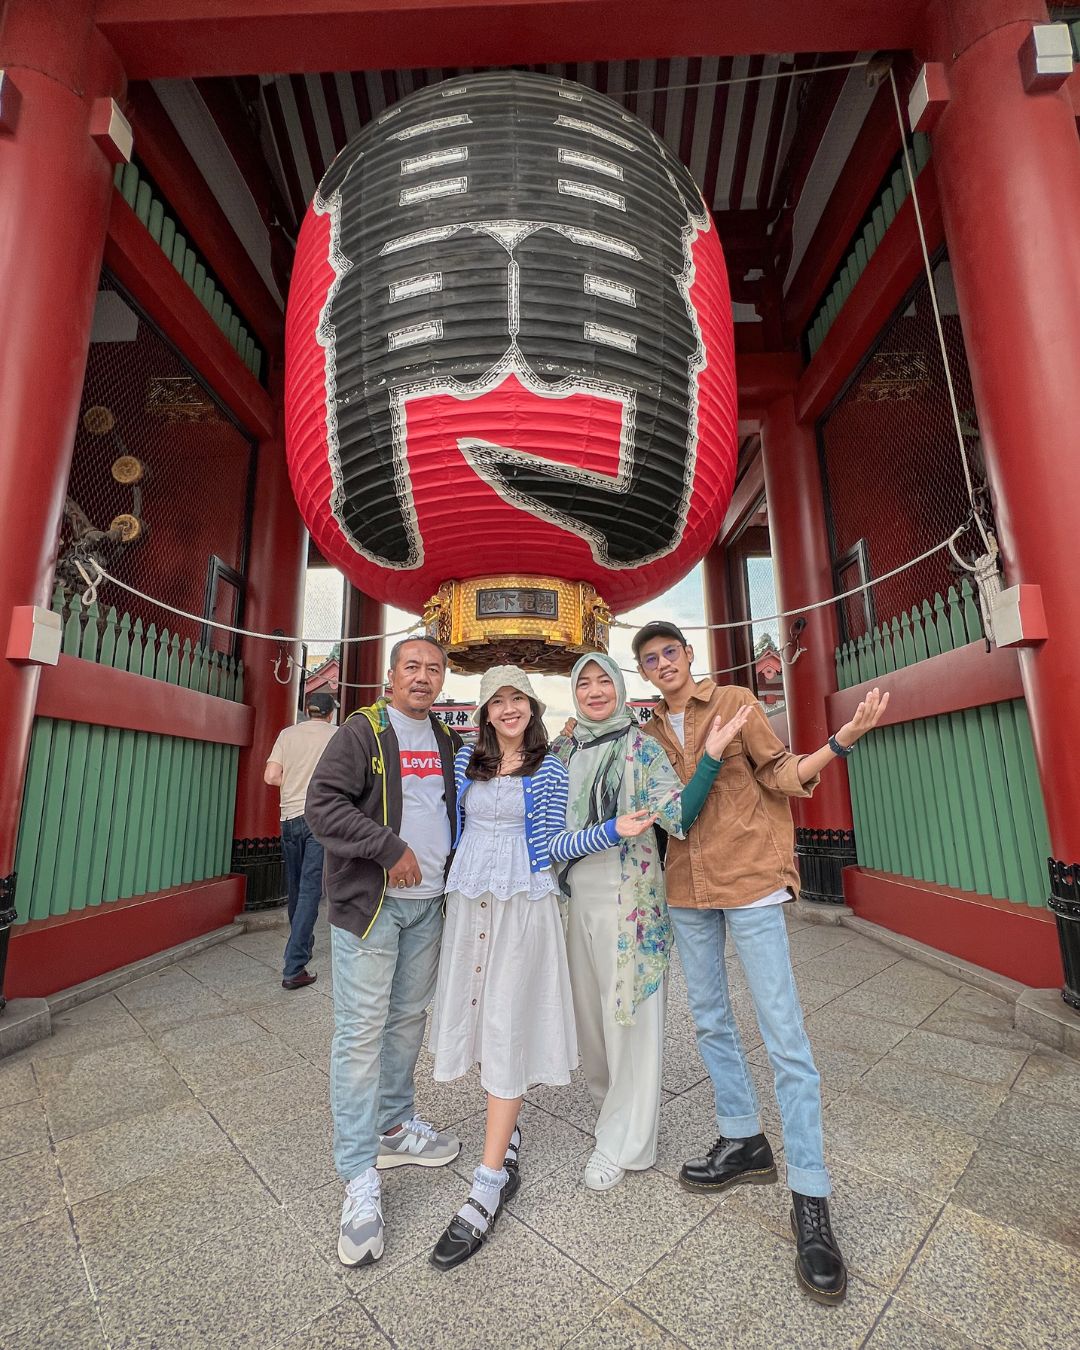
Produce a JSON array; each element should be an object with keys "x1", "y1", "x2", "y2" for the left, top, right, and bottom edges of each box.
[{"x1": 452, "y1": 747, "x2": 618, "y2": 874}]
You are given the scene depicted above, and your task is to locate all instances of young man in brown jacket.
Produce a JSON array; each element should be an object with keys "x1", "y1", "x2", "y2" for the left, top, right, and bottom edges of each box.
[{"x1": 634, "y1": 620, "x2": 886, "y2": 1305}]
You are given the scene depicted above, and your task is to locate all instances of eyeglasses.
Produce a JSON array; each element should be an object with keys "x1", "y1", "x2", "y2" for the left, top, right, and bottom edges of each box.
[{"x1": 640, "y1": 643, "x2": 683, "y2": 672}]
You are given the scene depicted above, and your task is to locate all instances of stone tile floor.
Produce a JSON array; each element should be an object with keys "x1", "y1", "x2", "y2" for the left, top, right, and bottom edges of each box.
[{"x1": 3, "y1": 911, "x2": 1080, "y2": 1349}]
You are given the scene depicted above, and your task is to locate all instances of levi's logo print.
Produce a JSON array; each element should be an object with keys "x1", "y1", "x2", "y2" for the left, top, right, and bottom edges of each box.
[{"x1": 399, "y1": 750, "x2": 442, "y2": 778}]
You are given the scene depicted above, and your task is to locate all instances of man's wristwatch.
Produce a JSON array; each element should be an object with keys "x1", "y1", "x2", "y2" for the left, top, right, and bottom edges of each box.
[{"x1": 828, "y1": 733, "x2": 853, "y2": 758}]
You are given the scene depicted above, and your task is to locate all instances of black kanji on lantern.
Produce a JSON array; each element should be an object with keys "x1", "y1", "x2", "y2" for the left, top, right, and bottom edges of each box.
[{"x1": 312, "y1": 71, "x2": 715, "y2": 573}]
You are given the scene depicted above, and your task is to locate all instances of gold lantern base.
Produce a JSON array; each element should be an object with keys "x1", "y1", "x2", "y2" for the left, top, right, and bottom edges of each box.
[{"x1": 423, "y1": 575, "x2": 611, "y2": 675}]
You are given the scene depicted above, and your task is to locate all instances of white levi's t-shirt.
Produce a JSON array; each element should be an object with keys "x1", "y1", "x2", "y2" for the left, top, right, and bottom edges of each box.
[
  {"x1": 385, "y1": 706, "x2": 452, "y2": 899},
  {"x1": 667, "y1": 707, "x2": 787, "y2": 910}
]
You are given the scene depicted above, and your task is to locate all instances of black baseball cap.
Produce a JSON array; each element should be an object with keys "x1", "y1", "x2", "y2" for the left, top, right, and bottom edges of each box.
[
  {"x1": 631, "y1": 621, "x2": 689, "y2": 661},
  {"x1": 304, "y1": 690, "x2": 336, "y2": 716}
]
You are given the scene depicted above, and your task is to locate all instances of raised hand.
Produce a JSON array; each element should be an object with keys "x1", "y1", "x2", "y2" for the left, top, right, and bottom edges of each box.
[
  {"x1": 704, "y1": 704, "x2": 753, "y2": 760},
  {"x1": 836, "y1": 687, "x2": 890, "y2": 749},
  {"x1": 388, "y1": 846, "x2": 423, "y2": 888},
  {"x1": 614, "y1": 808, "x2": 658, "y2": 839},
  {"x1": 561, "y1": 717, "x2": 578, "y2": 738}
]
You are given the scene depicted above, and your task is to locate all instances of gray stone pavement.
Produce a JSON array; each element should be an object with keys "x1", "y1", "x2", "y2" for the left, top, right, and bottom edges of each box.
[{"x1": 2, "y1": 909, "x2": 1080, "y2": 1349}]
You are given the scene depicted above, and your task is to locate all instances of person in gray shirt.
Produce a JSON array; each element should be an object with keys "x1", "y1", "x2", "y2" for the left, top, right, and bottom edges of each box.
[{"x1": 305, "y1": 637, "x2": 462, "y2": 1268}]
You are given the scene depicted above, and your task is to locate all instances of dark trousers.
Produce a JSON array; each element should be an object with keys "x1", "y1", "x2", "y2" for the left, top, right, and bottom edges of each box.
[{"x1": 281, "y1": 815, "x2": 324, "y2": 978}]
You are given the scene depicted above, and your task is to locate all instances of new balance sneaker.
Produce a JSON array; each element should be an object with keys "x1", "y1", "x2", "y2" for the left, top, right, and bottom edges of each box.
[
  {"x1": 376, "y1": 1116, "x2": 461, "y2": 1170},
  {"x1": 338, "y1": 1167, "x2": 384, "y2": 1268}
]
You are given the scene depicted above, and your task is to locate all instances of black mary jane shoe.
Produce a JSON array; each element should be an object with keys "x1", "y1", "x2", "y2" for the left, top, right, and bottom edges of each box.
[
  {"x1": 430, "y1": 1171, "x2": 520, "y2": 1272},
  {"x1": 503, "y1": 1125, "x2": 522, "y2": 1189},
  {"x1": 790, "y1": 1193, "x2": 848, "y2": 1304}
]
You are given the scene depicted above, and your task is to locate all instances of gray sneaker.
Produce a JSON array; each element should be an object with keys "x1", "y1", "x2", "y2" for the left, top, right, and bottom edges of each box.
[
  {"x1": 376, "y1": 1116, "x2": 461, "y2": 1170},
  {"x1": 338, "y1": 1168, "x2": 384, "y2": 1267}
]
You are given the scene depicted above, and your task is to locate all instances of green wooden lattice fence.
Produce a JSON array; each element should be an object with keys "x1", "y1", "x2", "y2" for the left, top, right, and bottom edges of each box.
[
  {"x1": 806, "y1": 133, "x2": 932, "y2": 357},
  {"x1": 12, "y1": 588, "x2": 245, "y2": 925},
  {"x1": 835, "y1": 578, "x2": 1051, "y2": 908},
  {"x1": 114, "y1": 161, "x2": 264, "y2": 379}
]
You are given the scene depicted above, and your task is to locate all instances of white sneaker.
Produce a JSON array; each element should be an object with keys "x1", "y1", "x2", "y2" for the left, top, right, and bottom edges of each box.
[
  {"x1": 338, "y1": 1167, "x2": 384, "y2": 1267},
  {"x1": 377, "y1": 1116, "x2": 461, "y2": 1170},
  {"x1": 584, "y1": 1149, "x2": 626, "y2": 1192}
]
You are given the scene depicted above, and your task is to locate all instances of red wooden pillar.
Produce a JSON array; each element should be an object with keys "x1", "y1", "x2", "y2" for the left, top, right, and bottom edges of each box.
[
  {"x1": 927, "y1": 0, "x2": 1080, "y2": 993},
  {"x1": 761, "y1": 393, "x2": 854, "y2": 902},
  {"x1": 701, "y1": 541, "x2": 739, "y2": 682},
  {"x1": 340, "y1": 587, "x2": 386, "y2": 721},
  {"x1": 231, "y1": 409, "x2": 307, "y2": 899},
  {"x1": 0, "y1": 2, "x2": 124, "y2": 906}
]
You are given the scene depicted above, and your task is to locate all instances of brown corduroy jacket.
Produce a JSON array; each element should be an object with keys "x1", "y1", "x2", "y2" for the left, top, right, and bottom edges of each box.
[{"x1": 643, "y1": 679, "x2": 819, "y2": 909}]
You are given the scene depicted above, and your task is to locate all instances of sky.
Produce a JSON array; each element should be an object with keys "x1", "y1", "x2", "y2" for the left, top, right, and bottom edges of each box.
[{"x1": 302, "y1": 563, "x2": 719, "y2": 734}]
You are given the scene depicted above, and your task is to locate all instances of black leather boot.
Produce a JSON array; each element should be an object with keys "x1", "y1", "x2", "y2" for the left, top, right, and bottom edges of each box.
[
  {"x1": 790, "y1": 1193, "x2": 847, "y2": 1304},
  {"x1": 679, "y1": 1133, "x2": 778, "y2": 1192}
]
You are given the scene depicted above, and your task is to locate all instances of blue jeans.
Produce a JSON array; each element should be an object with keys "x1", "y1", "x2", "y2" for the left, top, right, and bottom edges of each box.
[
  {"x1": 281, "y1": 816, "x2": 325, "y2": 979},
  {"x1": 669, "y1": 904, "x2": 830, "y2": 1197},
  {"x1": 329, "y1": 894, "x2": 443, "y2": 1181}
]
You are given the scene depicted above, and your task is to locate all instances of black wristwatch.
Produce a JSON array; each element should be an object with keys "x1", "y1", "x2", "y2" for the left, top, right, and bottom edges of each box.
[{"x1": 828, "y1": 733, "x2": 853, "y2": 758}]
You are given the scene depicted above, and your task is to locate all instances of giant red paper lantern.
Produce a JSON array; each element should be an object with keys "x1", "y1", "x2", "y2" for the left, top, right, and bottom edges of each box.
[{"x1": 286, "y1": 71, "x2": 737, "y2": 670}]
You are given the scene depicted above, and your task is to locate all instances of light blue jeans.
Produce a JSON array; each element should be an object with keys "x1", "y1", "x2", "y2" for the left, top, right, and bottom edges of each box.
[
  {"x1": 330, "y1": 894, "x2": 443, "y2": 1181},
  {"x1": 669, "y1": 903, "x2": 830, "y2": 1197}
]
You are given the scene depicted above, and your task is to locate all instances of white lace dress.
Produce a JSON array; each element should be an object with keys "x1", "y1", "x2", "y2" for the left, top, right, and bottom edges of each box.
[{"x1": 429, "y1": 775, "x2": 578, "y2": 1097}]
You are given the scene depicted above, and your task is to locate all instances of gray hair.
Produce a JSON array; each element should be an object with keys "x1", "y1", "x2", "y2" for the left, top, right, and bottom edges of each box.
[{"x1": 388, "y1": 635, "x2": 449, "y2": 671}]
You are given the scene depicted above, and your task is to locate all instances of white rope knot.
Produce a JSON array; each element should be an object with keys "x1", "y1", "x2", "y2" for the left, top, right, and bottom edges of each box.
[{"x1": 73, "y1": 558, "x2": 103, "y2": 609}]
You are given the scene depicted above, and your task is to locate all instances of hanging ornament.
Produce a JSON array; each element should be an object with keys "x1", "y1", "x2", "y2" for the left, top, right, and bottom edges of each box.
[{"x1": 286, "y1": 71, "x2": 738, "y2": 672}]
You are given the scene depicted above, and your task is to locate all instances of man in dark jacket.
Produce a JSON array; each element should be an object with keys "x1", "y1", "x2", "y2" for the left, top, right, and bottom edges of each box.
[{"x1": 306, "y1": 635, "x2": 462, "y2": 1269}]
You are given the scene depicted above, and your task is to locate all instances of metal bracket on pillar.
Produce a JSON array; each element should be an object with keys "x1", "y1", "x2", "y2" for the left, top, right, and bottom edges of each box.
[
  {"x1": 908, "y1": 63, "x2": 950, "y2": 134},
  {"x1": 0, "y1": 70, "x2": 21, "y2": 135},
  {"x1": 1018, "y1": 24, "x2": 1074, "y2": 93},
  {"x1": 989, "y1": 584, "x2": 1048, "y2": 648},
  {"x1": 89, "y1": 98, "x2": 133, "y2": 166},
  {"x1": 6, "y1": 606, "x2": 62, "y2": 665}
]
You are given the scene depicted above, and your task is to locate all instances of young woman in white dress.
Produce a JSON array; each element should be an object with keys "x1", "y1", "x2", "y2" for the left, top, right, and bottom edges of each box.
[{"x1": 428, "y1": 665, "x2": 655, "y2": 1270}]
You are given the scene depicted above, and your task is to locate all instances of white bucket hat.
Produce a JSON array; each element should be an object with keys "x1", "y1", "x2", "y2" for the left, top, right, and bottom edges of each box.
[{"x1": 473, "y1": 664, "x2": 546, "y2": 724}]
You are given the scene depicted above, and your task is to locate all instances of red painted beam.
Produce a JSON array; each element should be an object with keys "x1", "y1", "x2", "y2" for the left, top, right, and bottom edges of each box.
[
  {"x1": 126, "y1": 83, "x2": 283, "y2": 355},
  {"x1": 827, "y1": 640, "x2": 1024, "y2": 730},
  {"x1": 36, "y1": 655, "x2": 256, "y2": 746},
  {"x1": 5, "y1": 876, "x2": 246, "y2": 998},
  {"x1": 844, "y1": 867, "x2": 1060, "y2": 988},
  {"x1": 104, "y1": 191, "x2": 274, "y2": 439},
  {"x1": 716, "y1": 450, "x2": 765, "y2": 549},
  {"x1": 96, "y1": 1, "x2": 927, "y2": 80},
  {"x1": 735, "y1": 350, "x2": 801, "y2": 430},
  {"x1": 736, "y1": 350, "x2": 801, "y2": 404},
  {"x1": 796, "y1": 162, "x2": 943, "y2": 424},
  {"x1": 783, "y1": 75, "x2": 910, "y2": 343}
]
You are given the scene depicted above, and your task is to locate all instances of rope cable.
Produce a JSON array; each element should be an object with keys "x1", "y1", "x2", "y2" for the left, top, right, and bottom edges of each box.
[
  {"x1": 73, "y1": 558, "x2": 422, "y2": 647},
  {"x1": 616, "y1": 58, "x2": 870, "y2": 100},
  {"x1": 611, "y1": 525, "x2": 967, "y2": 633},
  {"x1": 887, "y1": 67, "x2": 993, "y2": 557},
  {"x1": 72, "y1": 82, "x2": 990, "y2": 661}
]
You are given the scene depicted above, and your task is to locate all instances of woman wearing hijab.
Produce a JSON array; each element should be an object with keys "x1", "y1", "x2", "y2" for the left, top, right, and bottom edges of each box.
[
  {"x1": 555, "y1": 653, "x2": 750, "y2": 1191},
  {"x1": 428, "y1": 665, "x2": 656, "y2": 1270}
]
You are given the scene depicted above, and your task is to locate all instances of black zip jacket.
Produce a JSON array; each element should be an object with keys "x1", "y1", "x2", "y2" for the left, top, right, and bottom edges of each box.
[{"x1": 305, "y1": 700, "x2": 461, "y2": 940}]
